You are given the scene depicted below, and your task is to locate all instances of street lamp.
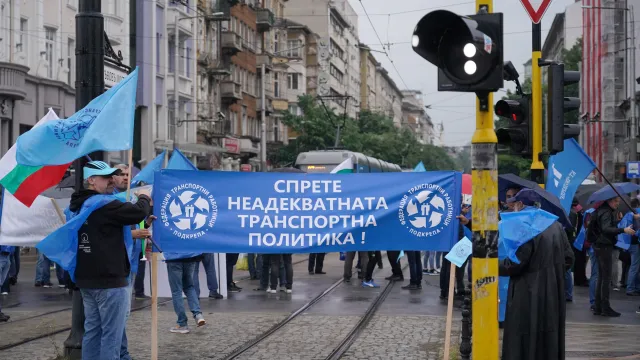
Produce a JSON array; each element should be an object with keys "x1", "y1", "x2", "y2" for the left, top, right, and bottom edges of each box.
[
  {"x1": 582, "y1": 5, "x2": 636, "y2": 157},
  {"x1": 173, "y1": 12, "x2": 224, "y2": 150}
]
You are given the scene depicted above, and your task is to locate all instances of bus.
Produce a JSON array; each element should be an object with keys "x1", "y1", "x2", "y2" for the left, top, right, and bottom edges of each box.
[{"x1": 294, "y1": 150, "x2": 402, "y2": 173}]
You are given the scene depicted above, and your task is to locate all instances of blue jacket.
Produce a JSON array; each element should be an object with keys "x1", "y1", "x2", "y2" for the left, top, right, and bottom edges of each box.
[{"x1": 0, "y1": 245, "x2": 14, "y2": 254}]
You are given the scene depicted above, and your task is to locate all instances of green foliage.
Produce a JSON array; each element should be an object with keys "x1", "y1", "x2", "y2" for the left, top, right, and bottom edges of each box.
[
  {"x1": 498, "y1": 154, "x2": 530, "y2": 179},
  {"x1": 272, "y1": 95, "x2": 458, "y2": 171}
]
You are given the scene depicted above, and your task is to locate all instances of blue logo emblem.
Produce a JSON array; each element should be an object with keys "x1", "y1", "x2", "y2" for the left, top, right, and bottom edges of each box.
[
  {"x1": 53, "y1": 110, "x2": 99, "y2": 148},
  {"x1": 160, "y1": 184, "x2": 218, "y2": 239},
  {"x1": 398, "y1": 184, "x2": 454, "y2": 238}
]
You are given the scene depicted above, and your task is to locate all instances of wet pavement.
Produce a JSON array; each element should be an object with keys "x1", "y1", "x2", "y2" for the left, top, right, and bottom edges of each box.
[{"x1": 1, "y1": 251, "x2": 639, "y2": 359}]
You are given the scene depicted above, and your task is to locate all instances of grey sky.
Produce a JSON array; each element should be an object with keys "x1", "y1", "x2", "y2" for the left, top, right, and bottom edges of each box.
[{"x1": 349, "y1": 0, "x2": 576, "y2": 147}]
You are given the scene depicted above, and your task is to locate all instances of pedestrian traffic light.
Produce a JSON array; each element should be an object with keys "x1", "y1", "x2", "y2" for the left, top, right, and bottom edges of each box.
[
  {"x1": 411, "y1": 10, "x2": 504, "y2": 93},
  {"x1": 495, "y1": 95, "x2": 532, "y2": 155},
  {"x1": 547, "y1": 62, "x2": 581, "y2": 154}
]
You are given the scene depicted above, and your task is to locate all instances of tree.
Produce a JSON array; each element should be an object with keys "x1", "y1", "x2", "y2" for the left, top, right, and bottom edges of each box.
[{"x1": 272, "y1": 95, "x2": 458, "y2": 171}]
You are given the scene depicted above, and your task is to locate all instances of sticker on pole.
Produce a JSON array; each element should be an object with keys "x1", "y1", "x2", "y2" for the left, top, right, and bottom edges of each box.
[
  {"x1": 519, "y1": 0, "x2": 552, "y2": 24},
  {"x1": 483, "y1": 35, "x2": 492, "y2": 54}
]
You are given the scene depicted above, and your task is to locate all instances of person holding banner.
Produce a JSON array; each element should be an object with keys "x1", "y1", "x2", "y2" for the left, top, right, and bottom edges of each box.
[
  {"x1": 164, "y1": 251, "x2": 207, "y2": 333},
  {"x1": 68, "y1": 161, "x2": 153, "y2": 360},
  {"x1": 0, "y1": 245, "x2": 13, "y2": 321}
]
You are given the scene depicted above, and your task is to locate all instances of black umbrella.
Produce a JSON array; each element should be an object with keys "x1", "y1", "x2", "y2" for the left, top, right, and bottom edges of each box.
[
  {"x1": 41, "y1": 186, "x2": 74, "y2": 199},
  {"x1": 508, "y1": 188, "x2": 572, "y2": 228},
  {"x1": 575, "y1": 183, "x2": 605, "y2": 208},
  {"x1": 498, "y1": 173, "x2": 542, "y2": 201}
]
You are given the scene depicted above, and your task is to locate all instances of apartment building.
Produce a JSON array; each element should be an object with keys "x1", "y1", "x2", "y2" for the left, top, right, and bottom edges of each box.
[
  {"x1": 0, "y1": 0, "x2": 130, "y2": 160},
  {"x1": 359, "y1": 46, "x2": 403, "y2": 127},
  {"x1": 401, "y1": 90, "x2": 435, "y2": 145},
  {"x1": 285, "y1": 0, "x2": 360, "y2": 118}
]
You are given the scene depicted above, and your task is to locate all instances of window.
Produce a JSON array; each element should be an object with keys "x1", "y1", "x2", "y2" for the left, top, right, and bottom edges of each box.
[
  {"x1": 231, "y1": 111, "x2": 238, "y2": 135},
  {"x1": 242, "y1": 106, "x2": 247, "y2": 136},
  {"x1": 19, "y1": 124, "x2": 33, "y2": 135},
  {"x1": 287, "y1": 40, "x2": 301, "y2": 58},
  {"x1": 273, "y1": 119, "x2": 279, "y2": 142},
  {"x1": 168, "y1": 40, "x2": 175, "y2": 73},
  {"x1": 274, "y1": 33, "x2": 279, "y2": 53},
  {"x1": 330, "y1": 39, "x2": 343, "y2": 60},
  {"x1": 330, "y1": 64, "x2": 343, "y2": 83},
  {"x1": 287, "y1": 73, "x2": 299, "y2": 90},
  {"x1": 288, "y1": 104, "x2": 299, "y2": 115},
  {"x1": 155, "y1": 105, "x2": 161, "y2": 139},
  {"x1": 156, "y1": 33, "x2": 162, "y2": 73},
  {"x1": 274, "y1": 73, "x2": 280, "y2": 98},
  {"x1": 67, "y1": 38, "x2": 74, "y2": 86},
  {"x1": 45, "y1": 27, "x2": 56, "y2": 79},
  {"x1": 185, "y1": 44, "x2": 191, "y2": 77},
  {"x1": 19, "y1": 18, "x2": 28, "y2": 58}
]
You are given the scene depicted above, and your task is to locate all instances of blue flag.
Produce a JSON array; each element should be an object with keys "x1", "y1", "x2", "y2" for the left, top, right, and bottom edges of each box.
[
  {"x1": 131, "y1": 151, "x2": 166, "y2": 187},
  {"x1": 152, "y1": 170, "x2": 462, "y2": 253},
  {"x1": 36, "y1": 195, "x2": 133, "y2": 282},
  {"x1": 167, "y1": 149, "x2": 198, "y2": 170},
  {"x1": 445, "y1": 236, "x2": 472, "y2": 267},
  {"x1": 546, "y1": 139, "x2": 596, "y2": 213},
  {"x1": 616, "y1": 209, "x2": 640, "y2": 250},
  {"x1": 16, "y1": 68, "x2": 139, "y2": 166},
  {"x1": 499, "y1": 207, "x2": 558, "y2": 263},
  {"x1": 414, "y1": 161, "x2": 426, "y2": 172},
  {"x1": 498, "y1": 225, "x2": 509, "y2": 322}
]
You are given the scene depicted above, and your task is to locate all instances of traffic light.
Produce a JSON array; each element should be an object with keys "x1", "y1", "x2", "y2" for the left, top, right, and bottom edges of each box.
[
  {"x1": 411, "y1": 10, "x2": 504, "y2": 93},
  {"x1": 547, "y1": 63, "x2": 581, "y2": 154},
  {"x1": 495, "y1": 95, "x2": 532, "y2": 155}
]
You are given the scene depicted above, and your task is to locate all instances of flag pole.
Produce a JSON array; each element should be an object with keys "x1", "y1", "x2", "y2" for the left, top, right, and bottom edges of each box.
[
  {"x1": 150, "y1": 151, "x2": 168, "y2": 360},
  {"x1": 443, "y1": 262, "x2": 457, "y2": 359},
  {"x1": 50, "y1": 198, "x2": 66, "y2": 224}
]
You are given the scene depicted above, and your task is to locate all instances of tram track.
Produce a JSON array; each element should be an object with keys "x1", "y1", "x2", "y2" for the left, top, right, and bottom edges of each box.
[
  {"x1": 0, "y1": 299, "x2": 172, "y2": 351},
  {"x1": 223, "y1": 260, "x2": 407, "y2": 360}
]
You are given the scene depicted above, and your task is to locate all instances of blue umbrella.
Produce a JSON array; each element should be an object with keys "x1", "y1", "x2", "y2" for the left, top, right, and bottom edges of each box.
[
  {"x1": 498, "y1": 173, "x2": 541, "y2": 201},
  {"x1": 508, "y1": 188, "x2": 572, "y2": 229},
  {"x1": 587, "y1": 182, "x2": 640, "y2": 204}
]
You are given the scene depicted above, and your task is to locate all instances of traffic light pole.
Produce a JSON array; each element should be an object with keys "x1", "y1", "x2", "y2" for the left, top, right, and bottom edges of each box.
[
  {"x1": 531, "y1": 22, "x2": 545, "y2": 186},
  {"x1": 65, "y1": 1, "x2": 104, "y2": 358},
  {"x1": 470, "y1": 3, "x2": 499, "y2": 360}
]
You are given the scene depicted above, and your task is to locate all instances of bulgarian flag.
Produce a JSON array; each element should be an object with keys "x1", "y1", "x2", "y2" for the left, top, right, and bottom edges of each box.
[
  {"x1": 330, "y1": 158, "x2": 354, "y2": 174},
  {"x1": 0, "y1": 109, "x2": 71, "y2": 207}
]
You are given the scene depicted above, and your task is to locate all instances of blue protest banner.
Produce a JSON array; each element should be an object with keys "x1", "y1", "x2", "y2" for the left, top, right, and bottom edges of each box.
[
  {"x1": 445, "y1": 236, "x2": 472, "y2": 267},
  {"x1": 152, "y1": 170, "x2": 462, "y2": 254},
  {"x1": 546, "y1": 138, "x2": 596, "y2": 213}
]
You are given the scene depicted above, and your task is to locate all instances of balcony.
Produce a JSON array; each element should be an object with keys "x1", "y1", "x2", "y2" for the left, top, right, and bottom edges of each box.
[
  {"x1": 221, "y1": 81, "x2": 242, "y2": 103},
  {"x1": 197, "y1": 51, "x2": 211, "y2": 66},
  {"x1": 0, "y1": 62, "x2": 28, "y2": 100},
  {"x1": 167, "y1": 75, "x2": 194, "y2": 97},
  {"x1": 206, "y1": 60, "x2": 232, "y2": 77},
  {"x1": 258, "y1": 98, "x2": 274, "y2": 116},
  {"x1": 221, "y1": 31, "x2": 242, "y2": 55},
  {"x1": 256, "y1": 8, "x2": 275, "y2": 32},
  {"x1": 240, "y1": 138, "x2": 259, "y2": 154},
  {"x1": 256, "y1": 54, "x2": 273, "y2": 72}
]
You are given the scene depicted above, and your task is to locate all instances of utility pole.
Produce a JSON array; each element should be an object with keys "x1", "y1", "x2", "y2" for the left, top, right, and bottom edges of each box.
[
  {"x1": 260, "y1": 63, "x2": 267, "y2": 171},
  {"x1": 531, "y1": 22, "x2": 545, "y2": 186},
  {"x1": 629, "y1": 5, "x2": 636, "y2": 161},
  {"x1": 67, "y1": 0, "x2": 104, "y2": 358},
  {"x1": 174, "y1": 15, "x2": 180, "y2": 150}
]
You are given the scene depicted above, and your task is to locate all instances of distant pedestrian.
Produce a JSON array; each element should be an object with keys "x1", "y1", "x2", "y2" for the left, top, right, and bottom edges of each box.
[
  {"x1": 0, "y1": 245, "x2": 13, "y2": 321},
  {"x1": 362, "y1": 251, "x2": 383, "y2": 288},
  {"x1": 589, "y1": 196, "x2": 636, "y2": 316},
  {"x1": 308, "y1": 252, "x2": 326, "y2": 274}
]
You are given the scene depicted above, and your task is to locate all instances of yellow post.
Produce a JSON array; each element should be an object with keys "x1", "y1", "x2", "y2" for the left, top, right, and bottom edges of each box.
[
  {"x1": 531, "y1": 22, "x2": 545, "y2": 187},
  {"x1": 470, "y1": 2, "x2": 499, "y2": 359}
]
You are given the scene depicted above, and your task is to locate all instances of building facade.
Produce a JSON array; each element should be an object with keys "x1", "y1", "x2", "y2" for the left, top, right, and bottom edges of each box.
[
  {"x1": 358, "y1": 46, "x2": 403, "y2": 127},
  {"x1": 401, "y1": 90, "x2": 434, "y2": 145},
  {"x1": 285, "y1": 0, "x2": 360, "y2": 118},
  {"x1": 0, "y1": 0, "x2": 130, "y2": 161}
]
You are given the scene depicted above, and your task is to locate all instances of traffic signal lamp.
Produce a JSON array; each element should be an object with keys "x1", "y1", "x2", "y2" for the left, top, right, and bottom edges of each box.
[
  {"x1": 495, "y1": 96, "x2": 532, "y2": 155},
  {"x1": 411, "y1": 10, "x2": 504, "y2": 93},
  {"x1": 547, "y1": 63, "x2": 581, "y2": 154}
]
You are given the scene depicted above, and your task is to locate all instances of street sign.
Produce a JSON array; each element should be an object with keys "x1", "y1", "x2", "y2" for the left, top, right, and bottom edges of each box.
[
  {"x1": 519, "y1": 0, "x2": 552, "y2": 24},
  {"x1": 104, "y1": 62, "x2": 127, "y2": 88},
  {"x1": 627, "y1": 161, "x2": 640, "y2": 179}
]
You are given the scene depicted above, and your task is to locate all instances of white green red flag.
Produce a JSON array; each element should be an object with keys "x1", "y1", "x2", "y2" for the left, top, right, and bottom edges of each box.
[{"x1": 331, "y1": 158, "x2": 354, "y2": 174}]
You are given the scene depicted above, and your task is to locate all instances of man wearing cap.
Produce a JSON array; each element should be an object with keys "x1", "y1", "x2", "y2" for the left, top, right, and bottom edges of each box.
[{"x1": 70, "y1": 161, "x2": 152, "y2": 360}]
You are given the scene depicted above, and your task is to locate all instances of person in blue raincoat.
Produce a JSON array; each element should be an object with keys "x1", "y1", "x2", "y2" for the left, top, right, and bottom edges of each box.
[{"x1": 499, "y1": 192, "x2": 574, "y2": 360}]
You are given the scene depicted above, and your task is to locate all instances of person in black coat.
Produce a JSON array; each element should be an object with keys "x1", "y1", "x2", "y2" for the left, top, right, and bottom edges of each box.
[{"x1": 499, "y1": 199, "x2": 574, "y2": 360}]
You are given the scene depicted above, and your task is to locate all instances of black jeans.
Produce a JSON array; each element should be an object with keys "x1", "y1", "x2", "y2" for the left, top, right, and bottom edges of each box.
[
  {"x1": 406, "y1": 251, "x2": 423, "y2": 284},
  {"x1": 226, "y1": 253, "x2": 239, "y2": 287},
  {"x1": 595, "y1": 246, "x2": 613, "y2": 310},
  {"x1": 308, "y1": 253, "x2": 325, "y2": 273},
  {"x1": 386, "y1": 251, "x2": 403, "y2": 277},
  {"x1": 364, "y1": 251, "x2": 382, "y2": 281},
  {"x1": 270, "y1": 254, "x2": 293, "y2": 290}
]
